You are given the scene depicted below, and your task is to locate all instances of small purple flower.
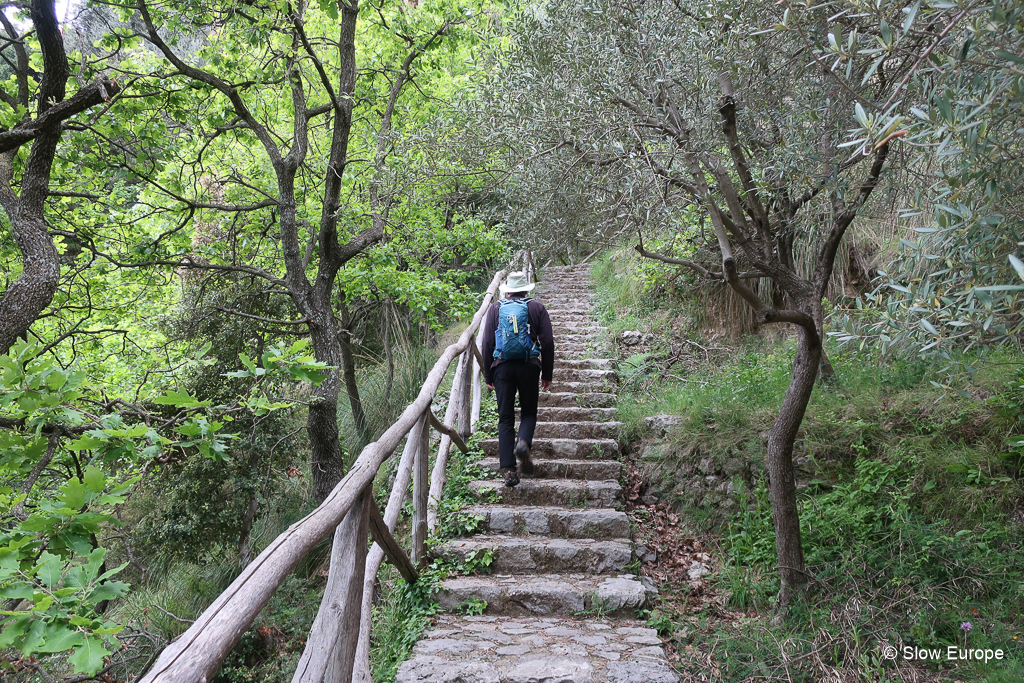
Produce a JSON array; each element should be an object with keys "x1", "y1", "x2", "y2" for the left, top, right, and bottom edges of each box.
[{"x1": 961, "y1": 622, "x2": 973, "y2": 632}]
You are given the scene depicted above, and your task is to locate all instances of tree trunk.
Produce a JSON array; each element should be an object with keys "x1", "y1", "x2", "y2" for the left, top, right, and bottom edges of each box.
[
  {"x1": 818, "y1": 349, "x2": 835, "y2": 381},
  {"x1": 0, "y1": 0, "x2": 70, "y2": 355},
  {"x1": 237, "y1": 493, "x2": 259, "y2": 567},
  {"x1": 0, "y1": 209, "x2": 60, "y2": 354},
  {"x1": 383, "y1": 302, "x2": 394, "y2": 405},
  {"x1": 308, "y1": 311, "x2": 348, "y2": 504},
  {"x1": 810, "y1": 297, "x2": 835, "y2": 381},
  {"x1": 765, "y1": 314, "x2": 820, "y2": 608},
  {"x1": 339, "y1": 299, "x2": 369, "y2": 440}
]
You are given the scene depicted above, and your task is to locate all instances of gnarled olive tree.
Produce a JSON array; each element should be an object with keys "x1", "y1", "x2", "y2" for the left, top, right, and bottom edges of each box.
[{"x1": 477, "y1": 0, "x2": 939, "y2": 605}]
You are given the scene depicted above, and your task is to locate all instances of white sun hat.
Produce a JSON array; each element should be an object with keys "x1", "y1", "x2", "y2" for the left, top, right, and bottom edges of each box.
[{"x1": 499, "y1": 271, "x2": 536, "y2": 294}]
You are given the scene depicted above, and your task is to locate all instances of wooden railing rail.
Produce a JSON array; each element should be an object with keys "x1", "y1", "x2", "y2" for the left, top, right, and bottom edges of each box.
[{"x1": 139, "y1": 270, "x2": 507, "y2": 683}]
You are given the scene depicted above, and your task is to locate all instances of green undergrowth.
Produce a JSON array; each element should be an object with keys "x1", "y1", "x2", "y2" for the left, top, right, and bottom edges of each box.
[
  {"x1": 591, "y1": 248, "x2": 696, "y2": 343},
  {"x1": 133, "y1": 380, "x2": 499, "y2": 682},
  {"x1": 638, "y1": 350, "x2": 1024, "y2": 679},
  {"x1": 592, "y1": 251, "x2": 1024, "y2": 680}
]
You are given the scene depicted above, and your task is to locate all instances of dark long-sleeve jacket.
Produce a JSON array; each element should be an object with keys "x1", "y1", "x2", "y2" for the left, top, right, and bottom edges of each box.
[{"x1": 480, "y1": 296, "x2": 554, "y2": 385}]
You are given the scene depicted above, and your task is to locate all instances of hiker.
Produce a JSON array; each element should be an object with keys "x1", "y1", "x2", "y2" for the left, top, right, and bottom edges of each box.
[{"x1": 481, "y1": 271, "x2": 555, "y2": 487}]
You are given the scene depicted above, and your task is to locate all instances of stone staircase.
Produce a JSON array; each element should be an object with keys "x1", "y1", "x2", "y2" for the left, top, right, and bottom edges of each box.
[{"x1": 396, "y1": 266, "x2": 679, "y2": 683}]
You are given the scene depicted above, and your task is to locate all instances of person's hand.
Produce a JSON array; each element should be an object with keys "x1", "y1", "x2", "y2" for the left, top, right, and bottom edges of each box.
[
  {"x1": 486, "y1": 383, "x2": 495, "y2": 391},
  {"x1": 541, "y1": 379, "x2": 552, "y2": 391}
]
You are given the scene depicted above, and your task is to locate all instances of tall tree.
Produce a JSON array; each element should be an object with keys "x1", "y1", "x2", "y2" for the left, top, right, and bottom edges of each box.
[
  {"x1": 0, "y1": 0, "x2": 120, "y2": 353},
  {"x1": 92, "y1": 0, "x2": 469, "y2": 501}
]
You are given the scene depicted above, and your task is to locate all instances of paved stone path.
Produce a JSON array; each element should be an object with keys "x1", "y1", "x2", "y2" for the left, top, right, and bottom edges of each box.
[{"x1": 397, "y1": 266, "x2": 679, "y2": 683}]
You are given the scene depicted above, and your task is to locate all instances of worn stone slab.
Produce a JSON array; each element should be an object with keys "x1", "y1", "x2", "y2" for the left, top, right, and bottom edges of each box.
[
  {"x1": 547, "y1": 380, "x2": 616, "y2": 394},
  {"x1": 479, "y1": 457, "x2": 622, "y2": 481},
  {"x1": 547, "y1": 315, "x2": 601, "y2": 321},
  {"x1": 396, "y1": 615, "x2": 677, "y2": 683},
  {"x1": 606, "y1": 659, "x2": 679, "y2": 683},
  {"x1": 462, "y1": 505, "x2": 630, "y2": 538},
  {"x1": 482, "y1": 437, "x2": 619, "y2": 460},
  {"x1": 551, "y1": 368, "x2": 619, "y2": 385},
  {"x1": 435, "y1": 578, "x2": 651, "y2": 617},
  {"x1": 551, "y1": 358, "x2": 614, "y2": 371},
  {"x1": 528, "y1": 407, "x2": 618, "y2": 423},
  {"x1": 537, "y1": 392, "x2": 618, "y2": 408},
  {"x1": 533, "y1": 420, "x2": 622, "y2": 440},
  {"x1": 507, "y1": 657, "x2": 594, "y2": 683},
  {"x1": 547, "y1": 313, "x2": 599, "y2": 322},
  {"x1": 396, "y1": 655, "x2": 500, "y2": 682},
  {"x1": 438, "y1": 535, "x2": 632, "y2": 574},
  {"x1": 469, "y1": 479, "x2": 622, "y2": 507},
  {"x1": 551, "y1": 324, "x2": 610, "y2": 335}
]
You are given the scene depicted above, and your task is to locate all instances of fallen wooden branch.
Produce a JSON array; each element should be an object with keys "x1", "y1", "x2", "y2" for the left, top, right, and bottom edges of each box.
[
  {"x1": 428, "y1": 410, "x2": 469, "y2": 454},
  {"x1": 367, "y1": 496, "x2": 418, "y2": 584}
]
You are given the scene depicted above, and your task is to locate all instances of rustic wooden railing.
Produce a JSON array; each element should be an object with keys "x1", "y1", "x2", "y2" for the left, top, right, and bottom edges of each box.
[{"x1": 138, "y1": 255, "x2": 535, "y2": 683}]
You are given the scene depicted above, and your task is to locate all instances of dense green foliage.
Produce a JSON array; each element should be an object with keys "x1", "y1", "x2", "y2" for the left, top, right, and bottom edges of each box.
[
  {"x1": 2, "y1": 0, "x2": 1024, "y2": 678},
  {"x1": 593, "y1": 249, "x2": 1024, "y2": 681},
  {"x1": 832, "y1": 1, "x2": 1024, "y2": 370}
]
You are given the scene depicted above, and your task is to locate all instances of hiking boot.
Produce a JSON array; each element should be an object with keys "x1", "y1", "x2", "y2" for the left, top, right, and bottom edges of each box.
[
  {"x1": 514, "y1": 439, "x2": 534, "y2": 475},
  {"x1": 502, "y1": 467, "x2": 520, "y2": 488}
]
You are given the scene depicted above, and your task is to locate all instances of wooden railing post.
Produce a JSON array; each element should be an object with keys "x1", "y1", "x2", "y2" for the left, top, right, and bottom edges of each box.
[
  {"x1": 352, "y1": 413, "x2": 425, "y2": 683},
  {"x1": 457, "y1": 351, "x2": 473, "y2": 438},
  {"x1": 471, "y1": 323, "x2": 485, "y2": 433},
  {"x1": 427, "y1": 349, "x2": 467, "y2": 533},
  {"x1": 291, "y1": 490, "x2": 368, "y2": 683},
  {"x1": 411, "y1": 409, "x2": 430, "y2": 567}
]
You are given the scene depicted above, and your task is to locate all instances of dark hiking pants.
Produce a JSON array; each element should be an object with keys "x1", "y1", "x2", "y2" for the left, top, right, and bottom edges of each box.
[{"x1": 493, "y1": 361, "x2": 541, "y2": 470}]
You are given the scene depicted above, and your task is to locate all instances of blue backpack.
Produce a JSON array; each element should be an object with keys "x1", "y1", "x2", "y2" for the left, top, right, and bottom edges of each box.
[{"x1": 494, "y1": 298, "x2": 540, "y2": 361}]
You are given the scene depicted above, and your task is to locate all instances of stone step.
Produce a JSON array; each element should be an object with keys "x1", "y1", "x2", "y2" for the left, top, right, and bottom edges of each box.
[
  {"x1": 437, "y1": 535, "x2": 632, "y2": 574},
  {"x1": 551, "y1": 324, "x2": 608, "y2": 335},
  {"x1": 548, "y1": 314, "x2": 598, "y2": 321},
  {"x1": 538, "y1": 391, "x2": 617, "y2": 408},
  {"x1": 543, "y1": 300, "x2": 595, "y2": 307},
  {"x1": 543, "y1": 303, "x2": 593, "y2": 309},
  {"x1": 540, "y1": 279, "x2": 595, "y2": 285},
  {"x1": 546, "y1": 309, "x2": 596, "y2": 317},
  {"x1": 542, "y1": 290, "x2": 594, "y2": 295},
  {"x1": 549, "y1": 318, "x2": 599, "y2": 327},
  {"x1": 553, "y1": 338, "x2": 609, "y2": 347},
  {"x1": 542, "y1": 308, "x2": 593, "y2": 316},
  {"x1": 548, "y1": 379, "x2": 616, "y2": 394},
  {"x1": 533, "y1": 420, "x2": 622, "y2": 439},
  {"x1": 526, "y1": 406, "x2": 618, "y2": 422},
  {"x1": 543, "y1": 301, "x2": 595, "y2": 309},
  {"x1": 469, "y1": 478, "x2": 622, "y2": 507},
  {"x1": 542, "y1": 280, "x2": 595, "y2": 285},
  {"x1": 558, "y1": 348, "x2": 613, "y2": 361},
  {"x1": 482, "y1": 437, "x2": 619, "y2": 460},
  {"x1": 433, "y1": 575, "x2": 654, "y2": 619},
  {"x1": 552, "y1": 358, "x2": 613, "y2": 370},
  {"x1": 552, "y1": 343, "x2": 612, "y2": 355},
  {"x1": 479, "y1": 457, "x2": 622, "y2": 480},
  {"x1": 554, "y1": 368, "x2": 618, "y2": 384},
  {"x1": 554, "y1": 333, "x2": 611, "y2": 343},
  {"x1": 462, "y1": 505, "x2": 631, "y2": 538}
]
